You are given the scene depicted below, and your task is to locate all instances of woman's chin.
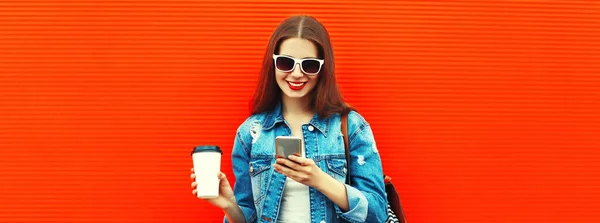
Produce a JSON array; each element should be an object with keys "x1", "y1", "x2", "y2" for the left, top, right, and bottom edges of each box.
[{"x1": 282, "y1": 91, "x2": 310, "y2": 99}]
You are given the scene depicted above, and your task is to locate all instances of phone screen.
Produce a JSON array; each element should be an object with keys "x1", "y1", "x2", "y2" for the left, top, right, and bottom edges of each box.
[{"x1": 276, "y1": 136, "x2": 302, "y2": 159}]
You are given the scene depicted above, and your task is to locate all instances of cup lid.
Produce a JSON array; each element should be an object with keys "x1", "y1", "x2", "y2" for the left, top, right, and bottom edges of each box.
[{"x1": 191, "y1": 145, "x2": 222, "y2": 155}]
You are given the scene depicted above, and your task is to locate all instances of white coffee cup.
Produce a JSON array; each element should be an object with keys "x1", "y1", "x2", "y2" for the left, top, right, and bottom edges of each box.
[{"x1": 191, "y1": 145, "x2": 222, "y2": 199}]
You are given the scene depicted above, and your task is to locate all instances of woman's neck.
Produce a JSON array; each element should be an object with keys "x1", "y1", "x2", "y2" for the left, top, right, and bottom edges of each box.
[{"x1": 281, "y1": 95, "x2": 313, "y2": 118}]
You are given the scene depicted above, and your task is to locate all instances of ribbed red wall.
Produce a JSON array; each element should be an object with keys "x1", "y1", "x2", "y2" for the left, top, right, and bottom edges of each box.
[{"x1": 1, "y1": 1, "x2": 599, "y2": 222}]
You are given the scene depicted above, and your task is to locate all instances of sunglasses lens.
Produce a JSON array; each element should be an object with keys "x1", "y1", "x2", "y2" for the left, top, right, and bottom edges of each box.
[
  {"x1": 275, "y1": 57, "x2": 295, "y2": 72},
  {"x1": 302, "y1": 60, "x2": 321, "y2": 74}
]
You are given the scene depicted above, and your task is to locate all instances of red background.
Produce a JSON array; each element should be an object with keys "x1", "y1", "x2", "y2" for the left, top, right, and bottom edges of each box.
[{"x1": 1, "y1": 1, "x2": 599, "y2": 222}]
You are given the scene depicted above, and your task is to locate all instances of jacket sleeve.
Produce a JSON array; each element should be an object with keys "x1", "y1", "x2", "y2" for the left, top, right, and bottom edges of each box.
[
  {"x1": 224, "y1": 127, "x2": 257, "y2": 223},
  {"x1": 335, "y1": 111, "x2": 388, "y2": 223}
]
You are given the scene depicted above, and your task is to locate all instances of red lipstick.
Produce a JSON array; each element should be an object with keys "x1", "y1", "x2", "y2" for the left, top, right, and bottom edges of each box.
[{"x1": 287, "y1": 81, "x2": 306, "y2": 91}]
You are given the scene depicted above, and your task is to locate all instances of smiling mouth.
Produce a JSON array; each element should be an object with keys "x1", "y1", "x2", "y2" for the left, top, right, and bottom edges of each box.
[
  {"x1": 287, "y1": 81, "x2": 307, "y2": 90},
  {"x1": 288, "y1": 81, "x2": 306, "y2": 87}
]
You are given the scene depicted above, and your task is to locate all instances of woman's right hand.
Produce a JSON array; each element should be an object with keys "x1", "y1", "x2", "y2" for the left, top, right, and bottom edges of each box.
[{"x1": 190, "y1": 168, "x2": 237, "y2": 210}]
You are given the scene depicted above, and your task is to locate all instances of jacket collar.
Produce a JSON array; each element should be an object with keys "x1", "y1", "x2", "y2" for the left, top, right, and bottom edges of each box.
[{"x1": 262, "y1": 102, "x2": 331, "y2": 137}]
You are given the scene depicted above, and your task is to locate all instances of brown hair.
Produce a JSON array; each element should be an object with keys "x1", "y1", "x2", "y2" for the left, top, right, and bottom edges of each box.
[{"x1": 251, "y1": 15, "x2": 353, "y2": 118}]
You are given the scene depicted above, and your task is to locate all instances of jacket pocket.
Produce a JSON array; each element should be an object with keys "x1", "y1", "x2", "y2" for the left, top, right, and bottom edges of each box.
[
  {"x1": 325, "y1": 157, "x2": 347, "y2": 183},
  {"x1": 249, "y1": 158, "x2": 272, "y2": 202}
]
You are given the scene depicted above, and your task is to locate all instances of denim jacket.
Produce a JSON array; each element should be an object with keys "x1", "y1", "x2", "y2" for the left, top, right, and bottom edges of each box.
[{"x1": 224, "y1": 103, "x2": 387, "y2": 223}]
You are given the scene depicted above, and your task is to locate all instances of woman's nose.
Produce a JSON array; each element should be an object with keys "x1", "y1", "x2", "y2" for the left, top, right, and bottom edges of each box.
[{"x1": 290, "y1": 63, "x2": 304, "y2": 77}]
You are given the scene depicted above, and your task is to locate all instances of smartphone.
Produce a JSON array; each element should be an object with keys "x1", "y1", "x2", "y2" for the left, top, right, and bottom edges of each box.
[{"x1": 275, "y1": 136, "x2": 303, "y2": 159}]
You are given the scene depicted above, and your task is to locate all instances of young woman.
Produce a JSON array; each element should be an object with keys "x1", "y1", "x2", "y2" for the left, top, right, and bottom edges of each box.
[{"x1": 190, "y1": 15, "x2": 388, "y2": 223}]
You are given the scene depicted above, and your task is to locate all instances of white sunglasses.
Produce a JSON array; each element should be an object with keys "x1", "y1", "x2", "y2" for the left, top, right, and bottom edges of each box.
[{"x1": 272, "y1": 54, "x2": 324, "y2": 75}]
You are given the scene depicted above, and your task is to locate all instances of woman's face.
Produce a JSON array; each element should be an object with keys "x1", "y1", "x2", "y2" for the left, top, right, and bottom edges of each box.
[{"x1": 274, "y1": 38, "x2": 320, "y2": 100}]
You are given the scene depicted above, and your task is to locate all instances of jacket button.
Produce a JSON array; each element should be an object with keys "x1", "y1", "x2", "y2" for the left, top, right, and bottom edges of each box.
[{"x1": 308, "y1": 125, "x2": 315, "y2": 131}]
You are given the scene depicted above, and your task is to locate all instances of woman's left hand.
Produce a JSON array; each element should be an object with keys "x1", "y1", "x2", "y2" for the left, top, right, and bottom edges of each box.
[{"x1": 274, "y1": 155, "x2": 325, "y2": 188}]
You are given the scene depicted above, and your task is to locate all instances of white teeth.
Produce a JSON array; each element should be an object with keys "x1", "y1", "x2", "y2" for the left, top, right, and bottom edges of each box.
[{"x1": 288, "y1": 82, "x2": 305, "y2": 87}]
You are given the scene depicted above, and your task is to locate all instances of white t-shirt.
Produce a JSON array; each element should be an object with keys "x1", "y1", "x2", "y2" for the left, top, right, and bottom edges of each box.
[{"x1": 277, "y1": 177, "x2": 311, "y2": 223}]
